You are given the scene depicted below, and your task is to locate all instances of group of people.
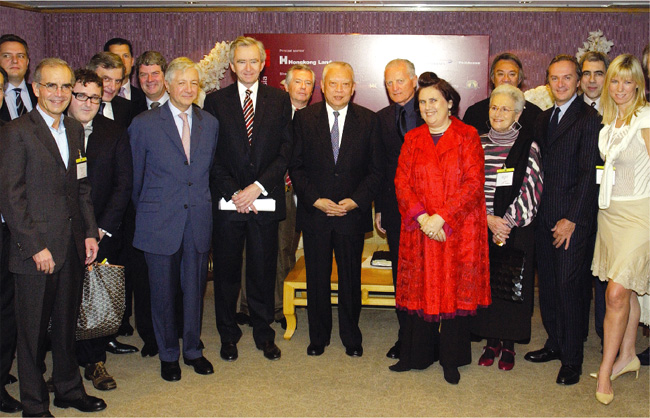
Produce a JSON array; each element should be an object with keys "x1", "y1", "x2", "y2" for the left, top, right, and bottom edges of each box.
[{"x1": 0, "y1": 31, "x2": 647, "y2": 417}]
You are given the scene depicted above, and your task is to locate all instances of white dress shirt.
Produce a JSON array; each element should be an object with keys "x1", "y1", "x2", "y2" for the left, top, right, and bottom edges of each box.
[
  {"x1": 6, "y1": 79, "x2": 34, "y2": 119},
  {"x1": 36, "y1": 105, "x2": 69, "y2": 169}
]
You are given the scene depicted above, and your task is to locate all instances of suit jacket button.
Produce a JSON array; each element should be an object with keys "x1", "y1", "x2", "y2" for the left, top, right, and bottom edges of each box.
[
  {"x1": 184, "y1": 204, "x2": 188, "y2": 209},
  {"x1": 184, "y1": 161, "x2": 189, "y2": 165},
  {"x1": 68, "y1": 217, "x2": 72, "y2": 221},
  {"x1": 188, "y1": 182, "x2": 193, "y2": 186}
]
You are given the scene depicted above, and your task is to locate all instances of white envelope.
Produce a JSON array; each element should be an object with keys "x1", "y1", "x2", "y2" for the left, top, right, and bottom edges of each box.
[{"x1": 218, "y1": 198, "x2": 276, "y2": 212}]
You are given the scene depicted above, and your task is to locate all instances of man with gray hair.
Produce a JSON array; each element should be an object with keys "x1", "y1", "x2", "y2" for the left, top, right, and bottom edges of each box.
[
  {"x1": 290, "y1": 61, "x2": 384, "y2": 357},
  {"x1": 130, "y1": 57, "x2": 219, "y2": 382}
]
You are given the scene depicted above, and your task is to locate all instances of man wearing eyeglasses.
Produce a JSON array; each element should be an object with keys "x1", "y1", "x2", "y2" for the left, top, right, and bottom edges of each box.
[
  {"x1": 0, "y1": 34, "x2": 37, "y2": 122},
  {"x1": 67, "y1": 69, "x2": 133, "y2": 393},
  {"x1": 86, "y1": 52, "x2": 132, "y2": 129},
  {"x1": 0, "y1": 58, "x2": 106, "y2": 416}
]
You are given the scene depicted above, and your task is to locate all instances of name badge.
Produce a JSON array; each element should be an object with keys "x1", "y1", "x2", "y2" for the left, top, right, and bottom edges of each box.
[
  {"x1": 496, "y1": 167, "x2": 514, "y2": 187},
  {"x1": 596, "y1": 165, "x2": 614, "y2": 185},
  {"x1": 76, "y1": 156, "x2": 88, "y2": 179}
]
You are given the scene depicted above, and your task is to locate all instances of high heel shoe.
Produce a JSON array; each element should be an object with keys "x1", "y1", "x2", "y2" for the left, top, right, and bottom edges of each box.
[
  {"x1": 589, "y1": 356, "x2": 641, "y2": 381},
  {"x1": 477, "y1": 343, "x2": 501, "y2": 367},
  {"x1": 595, "y1": 382, "x2": 613, "y2": 405},
  {"x1": 498, "y1": 348, "x2": 516, "y2": 371}
]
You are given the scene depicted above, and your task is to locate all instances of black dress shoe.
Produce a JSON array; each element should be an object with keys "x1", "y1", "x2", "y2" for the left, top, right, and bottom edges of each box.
[
  {"x1": 220, "y1": 342, "x2": 238, "y2": 361},
  {"x1": 556, "y1": 365, "x2": 581, "y2": 385},
  {"x1": 307, "y1": 343, "x2": 325, "y2": 356},
  {"x1": 106, "y1": 338, "x2": 139, "y2": 355},
  {"x1": 53, "y1": 394, "x2": 106, "y2": 412},
  {"x1": 0, "y1": 386, "x2": 23, "y2": 413},
  {"x1": 257, "y1": 341, "x2": 281, "y2": 360},
  {"x1": 345, "y1": 346, "x2": 363, "y2": 357},
  {"x1": 22, "y1": 411, "x2": 53, "y2": 417},
  {"x1": 141, "y1": 342, "x2": 159, "y2": 357},
  {"x1": 160, "y1": 360, "x2": 181, "y2": 382},
  {"x1": 275, "y1": 317, "x2": 287, "y2": 330},
  {"x1": 117, "y1": 322, "x2": 134, "y2": 336},
  {"x1": 638, "y1": 347, "x2": 649, "y2": 366},
  {"x1": 7, "y1": 374, "x2": 17, "y2": 385},
  {"x1": 45, "y1": 377, "x2": 54, "y2": 393},
  {"x1": 443, "y1": 366, "x2": 460, "y2": 384},
  {"x1": 524, "y1": 347, "x2": 560, "y2": 363},
  {"x1": 184, "y1": 356, "x2": 214, "y2": 375},
  {"x1": 386, "y1": 342, "x2": 400, "y2": 359},
  {"x1": 235, "y1": 312, "x2": 252, "y2": 326}
]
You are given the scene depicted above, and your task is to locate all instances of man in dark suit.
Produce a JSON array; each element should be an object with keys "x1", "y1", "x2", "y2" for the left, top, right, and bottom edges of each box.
[
  {"x1": 87, "y1": 52, "x2": 132, "y2": 128},
  {"x1": 104, "y1": 38, "x2": 147, "y2": 112},
  {"x1": 205, "y1": 36, "x2": 292, "y2": 362},
  {"x1": 463, "y1": 52, "x2": 542, "y2": 135},
  {"x1": 133, "y1": 51, "x2": 168, "y2": 116},
  {"x1": 290, "y1": 61, "x2": 384, "y2": 357},
  {"x1": 524, "y1": 55, "x2": 601, "y2": 386},
  {"x1": 0, "y1": 58, "x2": 106, "y2": 416},
  {"x1": 67, "y1": 69, "x2": 133, "y2": 391},
  {"x1": 130, "y1": 57, "x2": 218, "y2": 382},
  {"x1": 375, "y1": 58, "x2": 426, "y2": 360},
  {"x1": 0, "y1": 34, "x2": 37, "y2": 122}
]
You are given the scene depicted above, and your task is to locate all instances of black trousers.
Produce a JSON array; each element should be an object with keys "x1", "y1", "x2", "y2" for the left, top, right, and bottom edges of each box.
[
  {"x1": 213, "y1": 216, "x2": 278, "y2": 346},
  {"x1": 0, "y1": 223, "x2": 17, "y2": 386},
  {"x1": 15, "y1": 237, "x2": 86, "y2": 415},
  {"x1": 386, "y1": 227, "x2": 407, "y2": 346},
  {"x1": 303, "y1": 229, "x2": 364, "y2": 348}
]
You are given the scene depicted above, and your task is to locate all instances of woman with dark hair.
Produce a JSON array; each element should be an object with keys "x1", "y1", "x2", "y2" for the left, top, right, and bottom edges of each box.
[
  {"x1": 472, "y1": 84, "x2": 543, "y2": 371},
  {"x1": 591, "y1": 54, "x2": 649, "y2": 405},
  {"x1": 392, "y1": 72, "x2": 490, "y2": 384}
]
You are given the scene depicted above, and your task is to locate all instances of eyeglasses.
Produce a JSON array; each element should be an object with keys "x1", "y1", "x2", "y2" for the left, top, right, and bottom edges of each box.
[
  {"x1": 489, "y1": 105, "x2": 515, "y2": 114},
  {"x1": 72, "y1": 92, "x2": 102, "y2": 105},
  {"x1": 38, "y1": 82, "x2": 73, "y2": 93}
]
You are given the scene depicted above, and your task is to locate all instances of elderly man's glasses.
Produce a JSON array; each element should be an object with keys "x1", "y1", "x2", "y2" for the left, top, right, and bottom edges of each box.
[
  {"x1": 72, "y1": 92, "x2": 102, "y2": 105},
  {"x1": 38, "y1": 82, "x2": 73, "y2": 93}
]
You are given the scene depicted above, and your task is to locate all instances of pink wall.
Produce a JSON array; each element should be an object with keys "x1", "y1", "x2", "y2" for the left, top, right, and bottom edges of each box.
[{"x1": 1, "y1": 8, "x2": 648, "y2": 91}]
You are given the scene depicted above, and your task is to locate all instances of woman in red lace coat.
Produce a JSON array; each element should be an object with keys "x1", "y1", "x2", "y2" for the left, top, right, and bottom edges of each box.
[{"x1": 392, "y1": 72, "x2": 490, "y2": 384}]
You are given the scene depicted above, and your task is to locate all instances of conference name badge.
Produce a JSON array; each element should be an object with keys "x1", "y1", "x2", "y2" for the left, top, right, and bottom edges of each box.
[
  {"x1": 596, "y1": 165, "x2": 614, "y2": 185},
  {"x1": 76, "y1": 150, "x2": 88, "y2": 180},
  {"x1": 496, "y1": 167, "x2": 514, "y2": 187}
]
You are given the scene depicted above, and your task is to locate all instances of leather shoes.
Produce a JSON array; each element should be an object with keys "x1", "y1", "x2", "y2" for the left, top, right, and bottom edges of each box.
[
  {"x1": 386, "y1": 342, "x2": 400, "y2": 359},
  {"x1": 235, "y1": 312, "x2": 252, "y2": 326},
  {"x1": 106, "y1": 338, "x2": 139, "y2": 355},
  {"x1": 160, "y1": 360, "x2": 181, "y2": 382},
  {"x1": 184, "y1": 356, "x2": 214, "y2": 375},
  {"x1": 524, "y1": 347, "x2": 560, "y2": 363},
  {"x1": 307, "y1": 343, "x2": 326, "y2": 356},
  {"x1": 53, "y1": 394, "x2": 106, "y2": 412},
  {"x1": 275, "y1": 316, "x2": 287, "y2": 330},
  {"x1": 257, "y1": 341, "x2": 281, "y2": 360},
  {"x1": 117, "y1": 322, "x2": 134, "y2": 336},
  {"x1": 0, "y1": 386, "x2": 22, "y2": 413},
  {"x1": 22, "y1": 412, "x2": 53, "y2": 417},
  {"x1": 83, "y1": 362, "x2": 116, "y2": 391},
  {"x1": 6, "y1": 374, "x2": 17, "y2": 385},
  {"x1": 345, "y1": 346, "x2": 363, "y2": 357},
  {"x1": 556, "y1": 364, "x2": 582, "y2": 385},
  {"x1": 45, "y1": 377, "x2": 54, "y2": 393},
  {"x1": 220, "y1": 342, "x2": 238, "y2": 361},
  {"x1": 141, "y1": 342, "x2": 158, "y2": 357}
]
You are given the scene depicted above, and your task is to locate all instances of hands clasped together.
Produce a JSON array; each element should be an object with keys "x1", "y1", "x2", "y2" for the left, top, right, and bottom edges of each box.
[
  {"x1": 487, "y1": 214, "x2": 511, "y2": 245},
  {"x1": 314, "y1": 198, "x2": 358, "y2": 216},
  {"x1": 417, "y1": 213, "x2": 447, "y2": 242}
]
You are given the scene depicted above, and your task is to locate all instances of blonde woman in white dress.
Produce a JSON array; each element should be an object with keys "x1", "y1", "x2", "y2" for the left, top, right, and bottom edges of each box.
[{"x1": 591, "y1": 54, "x2": 650, "y2": 405}]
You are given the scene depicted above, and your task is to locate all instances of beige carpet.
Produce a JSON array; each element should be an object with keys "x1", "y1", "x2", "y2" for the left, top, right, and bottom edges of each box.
[{"x1": 5, "y1": 279, "x2": 649, "y2": 417}]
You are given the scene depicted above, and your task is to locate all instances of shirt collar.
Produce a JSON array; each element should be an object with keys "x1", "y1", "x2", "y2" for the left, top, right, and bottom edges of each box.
[
  {"x1": 146, "y1": 91, "x2": 169, "y2": 108},
  {"x1": 9, "y1": 78, "x2": 28, "y2": 91},
  {"x1": 554, "y1": 93, "x2": 578, "y2": 116},
  {"x1": 325, "y1": 102, "x2": 348, "y2": 119},
  {"x1": 238, "y1": 80, "x2": 259, "y2": 98},
  {"x1": 36, "y1": 104, "x2": 65, "y2": 132},
  {"x1": 168, "y1": 100, "x2": 192, "y2": 122}
]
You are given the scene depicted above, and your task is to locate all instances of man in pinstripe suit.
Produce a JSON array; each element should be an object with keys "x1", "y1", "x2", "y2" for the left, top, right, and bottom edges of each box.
[{"x1": 524, "y1": 55, "x2": 601, "y2": 386}]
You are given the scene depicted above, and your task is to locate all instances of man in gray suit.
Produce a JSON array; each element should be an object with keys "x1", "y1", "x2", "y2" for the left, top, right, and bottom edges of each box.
[
  {"x1": 129, "y1": 57, "x2": 219, "y2": 382},
  {"x1": 0, "y1": 58, "x2": 105, "y2": 416}
]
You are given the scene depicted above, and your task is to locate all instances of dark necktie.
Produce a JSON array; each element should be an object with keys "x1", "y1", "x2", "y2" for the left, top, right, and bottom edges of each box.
[
  {"x1": 398, "y1": 105, "x2": 407, "y2": 139},
  {"x1": 14, "y1": 88, "x2": 26, "y2": 117},
  {"x1": 99, "y1": 101, "x2": 106, "y2": 115},
  {"x1": 243, "y1": 89, "x2": 254, "y2": 145},
  {"x1": 548, "y1": 107, "x2": 561, "y2": 139},
  {"x1": 331, "y1": 111, "x2": 340, "y2": 163},
  {"x1": 591, "y1": 102, "x2": 596, "y2": 108},
  {"x1": 150, "y1": 101, "x2": 160, "y2": 109}
]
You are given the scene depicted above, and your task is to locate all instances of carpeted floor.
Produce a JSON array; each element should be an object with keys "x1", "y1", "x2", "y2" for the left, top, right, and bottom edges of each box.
[{"x1": 5, "y1": 262, "x2": 649, "y2": 417}]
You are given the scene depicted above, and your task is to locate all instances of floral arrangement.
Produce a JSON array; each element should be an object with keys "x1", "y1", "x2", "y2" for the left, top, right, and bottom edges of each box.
[
  {"x1": 196, "y1": 40, "x2": 231, "y2": 107},
  {"x1": 524, "y1": 84, "x2": 554, "y2": 111},
  {"x1": 576, "y1": 30, "x2": 614, "y2": 62}
]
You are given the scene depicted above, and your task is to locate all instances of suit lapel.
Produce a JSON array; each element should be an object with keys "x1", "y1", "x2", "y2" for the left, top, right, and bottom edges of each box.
[
  {"x1": 251, "y1": 85, "x2": 267, "y2": 145},
  {"x1": 317, "y1": 103, "x2": 336, "y2": 166},
  {"x1": 190, "y1": 105, "x2": 203, "y2": 159},
  {"x1": 160, "y1": 102, "x2": 189, "y2": 158},
  {"x1": 338, "y1": 104, "x2": 359, "y2": 165},
  {"x1": 63, "y1": 115, "x2": 80, "y2": 173},
  {"x1": 30, "y1": 110, "x2": 67, "y2": 170}
]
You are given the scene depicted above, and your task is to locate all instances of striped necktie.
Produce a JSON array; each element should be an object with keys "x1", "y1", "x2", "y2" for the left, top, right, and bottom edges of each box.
[
  {"x1": 331, "y1": 111, "x2": 340, "y2": 163},
  {"x1": 243, "y1": 89, "x2": 254, "y2": 145},
  {"x1": 14, "y1": 88, "x2": 26, "y2": 117}
]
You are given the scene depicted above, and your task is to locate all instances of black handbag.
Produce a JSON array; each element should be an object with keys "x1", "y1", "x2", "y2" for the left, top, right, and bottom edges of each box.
[
  {"x1": 488, "y1": 243, "x2": 525, "y2": 303},
  {"x1": 76, "y1": 262, "x2": 126, "y2": 340}
]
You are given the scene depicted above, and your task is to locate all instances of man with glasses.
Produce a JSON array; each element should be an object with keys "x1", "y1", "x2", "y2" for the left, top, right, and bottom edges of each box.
[
  {"x1": 86, "y1": 52, "x2": 132, "y2": 128},
  {"x1": 0, "y1": 34, "x2": 37, "y2": 122},
  {"x1": 67, "y1": 69, "x2": 133, "y2": 393},
  {"x1": 0, "y1": 58, "x2": 106, "y2": 416}
]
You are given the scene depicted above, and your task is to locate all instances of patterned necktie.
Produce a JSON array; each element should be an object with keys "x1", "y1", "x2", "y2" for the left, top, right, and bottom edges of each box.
[
  {"x1": 398, "y1": 105, "x2": 407, "y2": 139},
  {"x1": 14, "y1": 88, "x2": 26, "y2": 117},
  {"x1": 243, "y1": 89, "x2": 254, "y2": 145},
  {"x1": 331, "y1": 111, "x2": 340, "y2": 163},
  {"x1": 548, "y1": 106, "x2": 561, "y2": 139},
  {"x1": 150, "y1": 101, "x2": 160, "y2": 109},
  {"x1": 119, "y1": 86, "x2": 126, "y2": 99},
  {"x1": 179, "y1": 112, "x2": 191, "y2": 163}
]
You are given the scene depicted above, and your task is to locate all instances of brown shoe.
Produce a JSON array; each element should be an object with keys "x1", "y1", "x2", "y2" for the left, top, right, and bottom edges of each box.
[{"x1": 84, "y1": 362, "x2": 117, "y2": 391}]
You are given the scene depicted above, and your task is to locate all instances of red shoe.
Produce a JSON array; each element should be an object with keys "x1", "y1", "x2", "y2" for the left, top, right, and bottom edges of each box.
[
  {"x1": 478, "y1": 343, "x2": 501, "y2": 366},
  {"x1": 498, "y1": 348, "x2": 516, "y2": 371}
]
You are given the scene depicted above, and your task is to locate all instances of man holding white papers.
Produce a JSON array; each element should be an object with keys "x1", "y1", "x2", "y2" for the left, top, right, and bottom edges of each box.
[{"x1": 204, "y1": 36, "x2": 292, "y2": 362}]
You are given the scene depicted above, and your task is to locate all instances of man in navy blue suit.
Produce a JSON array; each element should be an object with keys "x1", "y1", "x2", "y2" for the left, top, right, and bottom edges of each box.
[{"x1": 129, "y1": 57, "x2": 219, "y2": 382}]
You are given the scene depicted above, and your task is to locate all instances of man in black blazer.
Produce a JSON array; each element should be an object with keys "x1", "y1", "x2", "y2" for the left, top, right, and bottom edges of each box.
[
  {"x1": 0, "y1": 58, "x2": 105, "y2": 416},
  {"x1": 375, "y1": 58, "x2": 425, "y2": 360},
  {"x1": 0, "y1": 34, "x2": 37, "y2": 122},
  {"x1": 524, "y1": 55, "x2": 601, "y2": 386},
  {"x1": 67, "y1": 69, "x2": 133, "y2": 391},
  {"x1": 205, "y1": 36, "x2": 292, "y2": 362},
  {"x1": 104, "y1": 38, "x2": 146, "y2": 112},
  {"x1": 290, "y1": 61, "x2": 384, "y2": 357},
  {"x1": 463, "y1": 52, "x2": 542, "y2": 135},
  {"x1": 87, "y1": 52, "x2": 132, "y2": 128},
  {"x1": 132, "y1": 51, "x2": 169, "y2": 116}
]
